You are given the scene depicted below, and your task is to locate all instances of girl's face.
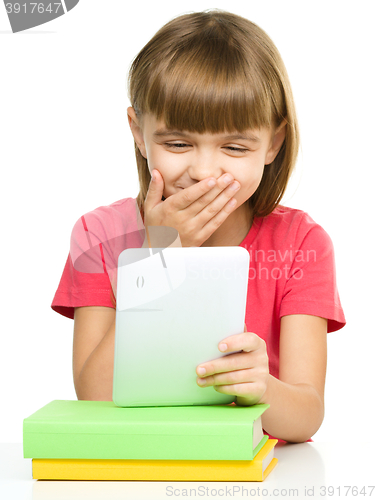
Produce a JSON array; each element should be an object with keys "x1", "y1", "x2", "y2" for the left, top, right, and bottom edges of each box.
[{"x1": 128, "y1": 108, "x2": 286, "y2": 212}]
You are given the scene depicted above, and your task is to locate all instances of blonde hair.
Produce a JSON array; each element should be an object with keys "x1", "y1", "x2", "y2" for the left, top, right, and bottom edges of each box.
[{"x1": 128, "y1": 10, "x2": 299, "y2": 219}]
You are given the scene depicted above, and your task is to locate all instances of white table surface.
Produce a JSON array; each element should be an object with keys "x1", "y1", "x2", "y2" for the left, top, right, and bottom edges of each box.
[{"x1": 1, "y1": 442, "x2": 374, "y2": 500}]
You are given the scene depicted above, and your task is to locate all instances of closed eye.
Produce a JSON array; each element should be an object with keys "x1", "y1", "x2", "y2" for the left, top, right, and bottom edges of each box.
[
  {"x1": 225, "y1": 146, "x2": 248, "y2": 153},
  {"x1": 164, "y1": 143, "x2": 190, "y2": 149},
  {"x1": 164, "y1": 143, "x2": 249, "y2": 153}
]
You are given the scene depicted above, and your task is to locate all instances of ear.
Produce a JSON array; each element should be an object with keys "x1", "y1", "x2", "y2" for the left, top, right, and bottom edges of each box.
[
  {"x1": 127, "y1": 106, "x2": 147, "y2": 159},
  {"x1": 264, "y1": 120, "x2": 287, "y2": 165}
]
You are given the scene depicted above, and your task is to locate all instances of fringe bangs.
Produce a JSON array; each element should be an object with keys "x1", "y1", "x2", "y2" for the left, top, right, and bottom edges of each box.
[{"x1": 142, "y1": 40, "x2": 275, "y2": 134}]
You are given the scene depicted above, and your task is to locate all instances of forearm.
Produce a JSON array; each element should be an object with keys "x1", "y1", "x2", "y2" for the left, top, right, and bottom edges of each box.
[
  {"x1": 237, "y1": 375, "x2": 324, "y2": 443},
  {"x1": 75, "y1": 321, "x2": 115, "y2": 401}
]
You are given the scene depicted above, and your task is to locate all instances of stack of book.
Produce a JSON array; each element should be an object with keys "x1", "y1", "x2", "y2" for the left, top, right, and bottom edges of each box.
[{"x1": 23, "y1": 400, "x2": 278, "y2": 481}]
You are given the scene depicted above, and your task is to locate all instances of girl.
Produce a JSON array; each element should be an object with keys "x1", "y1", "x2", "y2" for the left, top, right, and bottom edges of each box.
[{"x1": 52, "y1": 10, "x2": 346, "y2": 443}]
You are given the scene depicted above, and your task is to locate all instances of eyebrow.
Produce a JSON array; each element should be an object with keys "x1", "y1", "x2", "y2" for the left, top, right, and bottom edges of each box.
[{"x1": 153, "y1": 129, "x2": 261, "y2": 143}]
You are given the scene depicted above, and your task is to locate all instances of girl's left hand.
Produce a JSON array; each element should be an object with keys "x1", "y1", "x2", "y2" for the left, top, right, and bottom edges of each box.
[{"x1": 196, "y1": 325, "x2": 270, "y2": 406}]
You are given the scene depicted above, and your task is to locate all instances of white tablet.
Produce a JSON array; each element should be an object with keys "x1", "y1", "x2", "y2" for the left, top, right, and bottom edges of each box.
[{"x1": 112, "y1": 246, "x2": 250, "y2": 407}]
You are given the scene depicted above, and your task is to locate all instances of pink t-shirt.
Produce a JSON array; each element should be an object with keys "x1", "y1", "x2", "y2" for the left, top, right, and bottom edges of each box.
[{"x1": 51, "y1": 197, "x2": 346, "y2": 380}]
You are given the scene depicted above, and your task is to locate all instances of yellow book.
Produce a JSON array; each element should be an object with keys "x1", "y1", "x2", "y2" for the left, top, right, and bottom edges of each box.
[{"x1": 32, "y1": 439, "x2": 277, "y2": 482}]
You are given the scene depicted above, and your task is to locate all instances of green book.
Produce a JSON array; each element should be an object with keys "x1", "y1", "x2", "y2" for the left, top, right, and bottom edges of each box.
[{"x1": 23, "y1": 400, "x2": 269, "y2": 461}]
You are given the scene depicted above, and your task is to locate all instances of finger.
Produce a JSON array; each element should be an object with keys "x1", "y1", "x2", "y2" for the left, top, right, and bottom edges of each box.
[
  {"x1": 190, "y1": 177, "x2": 240, "y2": 224},
  {"x1": 165, "y1": 177, "x2": 217, "y2": 212},
  {"x1": 189, "y1": 173, "x2": 238, "y2": 209},
  {"x1": 214, "y1": 382, "x2": 264, "y2": 402},
  {"x1": 144, "y1": 169, "x2": 165, "y2": 209},
  {"x1": 213, "y1": 383, "x2": 249, "y2": 396},
  {"x1": 196, "y1": 350, "x2": 260, "y2": 377},
  {"x1": 218, "y1": 332, "x2": 263, "y2": 354},
  {"x1": 197, "y1": 367, "x2": 259, "y2": 387},
  {"x1": 192, "y1": 188, "x2": 240, "y2": 242},
  {"x1": 170, "y1": 174, "x2": 238, "y2": 214}
]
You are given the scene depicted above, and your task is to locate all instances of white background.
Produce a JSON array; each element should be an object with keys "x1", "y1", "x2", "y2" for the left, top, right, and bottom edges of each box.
[{"x1": 0, "y1": 0, "x2": 374, "y2": 450}]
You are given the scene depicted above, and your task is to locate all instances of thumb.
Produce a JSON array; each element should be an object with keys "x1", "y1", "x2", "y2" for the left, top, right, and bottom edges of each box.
[
  {"x1": 244, "y1": 323, "x2": 247, "y2": 332},
  {"x1": 145, "y1": 169, "x2": 164, "y2": 208}
]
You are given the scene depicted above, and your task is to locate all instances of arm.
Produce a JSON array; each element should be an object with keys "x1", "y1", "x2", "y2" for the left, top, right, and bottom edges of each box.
[
  {"x1": 196, "y1": 314, "x2": 327, "y2": 443},
  {"x1": 73, "y1": 306, "x2": 116, "y2": 401},
  {"x1": 250, "y1": 314, "x2": 327, "y2": 443}
]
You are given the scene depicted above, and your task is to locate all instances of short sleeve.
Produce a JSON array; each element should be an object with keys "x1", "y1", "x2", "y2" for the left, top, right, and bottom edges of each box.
[
  {"x1": 51, "y1": 253, "x2": 114, "y2": 320},
  {"x1": 51, "y1": 198, "x2": 145, "y2": 320},
  {"x1": 279, "y1": 217, "x2": 346, "y2": 333}
]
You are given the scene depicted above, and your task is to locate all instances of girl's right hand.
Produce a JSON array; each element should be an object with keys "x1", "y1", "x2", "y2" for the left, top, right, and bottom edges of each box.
[{"x1": 143, "y1": 169, "x2": 241, "y2": 247}]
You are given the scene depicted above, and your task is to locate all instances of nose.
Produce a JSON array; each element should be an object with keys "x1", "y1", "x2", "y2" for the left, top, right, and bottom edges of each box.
[{"x1": 187, "y1": 151, "x2": 224, "y2": 182}]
